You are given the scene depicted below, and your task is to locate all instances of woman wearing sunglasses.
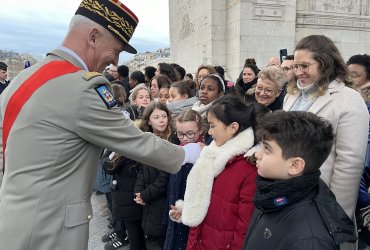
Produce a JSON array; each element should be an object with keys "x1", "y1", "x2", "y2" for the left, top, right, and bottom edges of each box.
[{"x1": 284, "y1": 35, "x2": 368, "y2": 250}]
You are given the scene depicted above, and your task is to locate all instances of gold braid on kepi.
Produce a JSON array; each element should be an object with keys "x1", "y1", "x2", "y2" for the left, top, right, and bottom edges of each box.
[{"x1": 75, "y1": 0, "x2": 139, "y2": 54}]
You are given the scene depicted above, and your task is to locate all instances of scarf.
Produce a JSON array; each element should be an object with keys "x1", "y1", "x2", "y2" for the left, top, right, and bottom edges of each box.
[
  {"x1": 167, "y1": 97, "x2": 198, "y2": 117},
  {"x1": 180, "y1": 127, "x2": 255, "y2": 227},
  {"x1": 191, "y1": 101, "x2": 214, "y2": 117},
  {"x1": 291, "y1": 81, "x2": 318, "y2": 111},
  {"x1": 253, "y1": 171, "x2": 321, "y2": 213}
]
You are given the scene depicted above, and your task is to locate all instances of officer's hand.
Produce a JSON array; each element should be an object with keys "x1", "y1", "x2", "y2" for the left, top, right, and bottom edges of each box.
[{"x1": 182, "y1": 143, "x2": 202, "y2": 165}]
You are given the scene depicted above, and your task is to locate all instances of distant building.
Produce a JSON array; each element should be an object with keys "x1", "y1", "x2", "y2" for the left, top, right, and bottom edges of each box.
[
  {"x1": 0, "y1": 50, "x2": 41, "y2": 80},
  {"x1": 125, "y1": 48, "x2": 171, "y2": 72}
]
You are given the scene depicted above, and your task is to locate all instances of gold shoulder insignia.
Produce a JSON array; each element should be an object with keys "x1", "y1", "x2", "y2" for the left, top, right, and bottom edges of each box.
[{"x1": 83, "y1": 72, "x2": 103, "y2": 81}]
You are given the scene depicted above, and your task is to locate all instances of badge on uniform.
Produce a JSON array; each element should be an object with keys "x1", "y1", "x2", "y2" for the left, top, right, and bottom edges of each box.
[{"x1": 95, "y1": 85, "x2": 117, "y2": 109}]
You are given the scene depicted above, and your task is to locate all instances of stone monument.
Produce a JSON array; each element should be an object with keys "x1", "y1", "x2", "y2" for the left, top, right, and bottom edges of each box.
[{"x1": 169, "y1": 0, "x2": 370, "y2": 80}]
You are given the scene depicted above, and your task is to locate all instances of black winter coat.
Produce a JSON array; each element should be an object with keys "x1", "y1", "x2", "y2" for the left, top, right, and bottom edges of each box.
[
  {"x1": 102, "y1": 151, "x2": 143, "y2": 221},
  {"x1": 134, "y1": 165, "x2": 169, "y2": 237},
  {"x1": 243, "y1": 180, "x2": 356, "y2": 250}
]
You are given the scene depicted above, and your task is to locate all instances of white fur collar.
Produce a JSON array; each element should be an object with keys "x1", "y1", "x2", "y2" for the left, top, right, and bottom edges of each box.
[{"x1": 179, "y1": 127, "x2": 254, "y2": 227}]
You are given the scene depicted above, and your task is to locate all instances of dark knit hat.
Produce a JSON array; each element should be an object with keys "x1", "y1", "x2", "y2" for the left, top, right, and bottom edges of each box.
[
  {"x1": 0, "y1": 62, "x2": 7, "y2": 71},
  {"x1": 75, "y1": 0, "x2": 139, "y2": 54}
]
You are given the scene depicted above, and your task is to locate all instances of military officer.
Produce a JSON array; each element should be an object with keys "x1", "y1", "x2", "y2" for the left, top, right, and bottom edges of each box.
[{"x1": 0, "y1": 1, "x2": 200, "y2": 249}]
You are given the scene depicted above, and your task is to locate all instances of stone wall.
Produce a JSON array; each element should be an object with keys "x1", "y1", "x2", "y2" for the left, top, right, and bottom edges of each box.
[
  {"x1": 170, "y1": 0, "x2": 370, "y2": 81},
  {"x1": 296, "y1": 0, "x2": 370, "y2": 61}
]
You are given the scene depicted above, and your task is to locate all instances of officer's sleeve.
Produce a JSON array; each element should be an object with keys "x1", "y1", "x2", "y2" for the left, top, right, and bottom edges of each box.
[{"x1": 74, "y1": 83, "x2": 184, "y2": 174}]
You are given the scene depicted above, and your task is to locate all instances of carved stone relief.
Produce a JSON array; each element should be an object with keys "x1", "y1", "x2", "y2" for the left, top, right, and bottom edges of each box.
[
  {"x1": 179, "y1": 14, "x2": 196, "y2": 40},
  {"x1": 177, "y1": 0, "x2": 196, "y2": 40},
  {"x1": 251, "y1": 0, "x2": 285, "y2": 21},
  {"x1": 315, "y1": 0, "x2": 361, "y2": 14},
  {"x1": 296, "y1": 14, "x2": 370, "y2": 30},
  {"x1": 253, "y1": 4, "x2": 285, "y2": 20},
  {"x1": 177, "y1": 0, "x2": 195, "y2": 16}
]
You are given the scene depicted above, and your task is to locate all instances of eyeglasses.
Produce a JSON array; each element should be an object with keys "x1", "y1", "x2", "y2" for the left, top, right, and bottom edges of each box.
[
  {"x1": 176, "y1": 129, "x2": 199, "y2": 139},
  {"x1": 281, "y1": 66, "x2": 292, "y2": 72},
  {"x1": 255, "y1": 85, "x2": 278, "y2": 96},
  {"x1": 292, "y1": 62, "x2": 317, "y2": 73}
]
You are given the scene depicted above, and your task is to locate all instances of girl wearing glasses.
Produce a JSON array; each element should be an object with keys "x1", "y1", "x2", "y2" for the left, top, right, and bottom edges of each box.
[
  {"x1": 169, "y1": 95, "x2": 268, "y2": 250},
  {"x1": 284, "y1": 35, "x2": 368, "y2": 247},
  {"x1": 164, "y1": 109, "x2": 205, "y2": 250}
]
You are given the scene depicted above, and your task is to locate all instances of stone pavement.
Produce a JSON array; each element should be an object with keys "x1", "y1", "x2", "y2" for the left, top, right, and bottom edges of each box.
[{"x1": 88, "y1": 192, "x2": 129, "y2": 250}]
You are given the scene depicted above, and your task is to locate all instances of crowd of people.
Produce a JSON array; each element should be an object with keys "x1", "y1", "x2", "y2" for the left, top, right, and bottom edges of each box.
[
  {"x1": 92, "y1": 35, "x2": 370, "y2": 250},
  {"x1": 1, "y1": 0, "x2": 370, "y2": 250}
]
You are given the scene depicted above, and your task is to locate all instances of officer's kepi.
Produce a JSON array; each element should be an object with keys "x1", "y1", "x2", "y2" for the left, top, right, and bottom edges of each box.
[{"x1": 75, "y1": 0, "x2": 139, "y2": 54}]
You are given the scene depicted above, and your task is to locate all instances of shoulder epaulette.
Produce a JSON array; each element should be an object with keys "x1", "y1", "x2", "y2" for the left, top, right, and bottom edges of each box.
[{"x1": 83, "y1": 72, "x2": 103, "y2": 81}]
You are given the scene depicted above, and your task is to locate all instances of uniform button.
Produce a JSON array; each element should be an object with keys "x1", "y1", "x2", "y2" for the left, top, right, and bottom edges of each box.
[{"x1": 87, "y1": 214, "x2": 92, "y2": 220}]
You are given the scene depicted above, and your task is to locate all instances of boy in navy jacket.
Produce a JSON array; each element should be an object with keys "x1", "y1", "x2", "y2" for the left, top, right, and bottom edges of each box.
[{"x1": 243, "y1": 111, "x2": 357, "y2": 250}]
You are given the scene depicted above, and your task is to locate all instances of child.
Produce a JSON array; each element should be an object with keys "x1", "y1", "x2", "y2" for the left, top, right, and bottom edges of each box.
[
  {"x1": 164, "y1": 109, "x2": 205, "y2": 250},
  {"x1": 167, "y1": 81, "x2": 198, "y2": 118},
  {"x1": 134, "y1": 102, "x2": 172, "y2": 249},
  {"x1": 192, "y1": 74, "x2": 225, "y2": 118},
  {"x1": 150, "y1": 74, "x2": 172, "y2": 101},
  {"x1": 170, "y1": 95, "x2": 267, "y2": 249},
  {"x1": 158, "y1": 86, "x2": 170, "y2": 104},
  {"x1": 123, "y1": 83, "x2": 152, "y2": 126},
  {"x1": 242, "y1": 111, "x2": 357, "y2": 250}
]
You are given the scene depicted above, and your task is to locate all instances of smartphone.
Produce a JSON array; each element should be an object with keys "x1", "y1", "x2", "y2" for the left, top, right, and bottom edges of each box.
[{"x1": 280, "y1": 49, "x2": 288, "y2": 63}]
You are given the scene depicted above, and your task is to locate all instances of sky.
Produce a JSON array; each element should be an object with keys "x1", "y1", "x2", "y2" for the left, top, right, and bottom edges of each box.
[{"x1": 0, "y1": 0, "x2": 170, "y2": 62}]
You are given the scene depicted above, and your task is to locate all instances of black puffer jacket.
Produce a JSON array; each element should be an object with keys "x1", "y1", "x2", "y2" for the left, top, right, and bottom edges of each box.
[
  {"x1": 243, "y1": 179, "x2": 356, "y2": 250},
  {"x1": 134, "y1": 165, "x2": 169, "y2": 237},
  {"x1": 103, "y1": 151, "x2": 143, "y2": 220}
]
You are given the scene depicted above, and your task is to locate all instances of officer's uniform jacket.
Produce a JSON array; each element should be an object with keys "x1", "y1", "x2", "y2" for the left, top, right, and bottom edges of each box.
[{"x1": 0, "y1": 49, "x2": 184, "y2": 250}]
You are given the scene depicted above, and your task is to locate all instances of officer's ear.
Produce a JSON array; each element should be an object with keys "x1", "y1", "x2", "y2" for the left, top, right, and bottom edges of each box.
[{"x1": 88, "y1": 28, "x2": 102, "y2": 48}]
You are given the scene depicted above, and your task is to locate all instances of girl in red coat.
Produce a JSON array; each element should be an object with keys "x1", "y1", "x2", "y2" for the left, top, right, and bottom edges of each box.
[{"x1": 170, "y1": 95, "x2": 268, "y2": 250}]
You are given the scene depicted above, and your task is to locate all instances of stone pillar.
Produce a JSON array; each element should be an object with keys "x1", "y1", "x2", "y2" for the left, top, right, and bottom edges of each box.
[
  {"x1": 169, "y1": 0, "x2": 227, "y2": 75},
  {"x1": 170, "y1": 0, "x2": 297, "y2": 80},
  {"x1": 237, "y1": 0, "x2": 297, "y2": 79}
]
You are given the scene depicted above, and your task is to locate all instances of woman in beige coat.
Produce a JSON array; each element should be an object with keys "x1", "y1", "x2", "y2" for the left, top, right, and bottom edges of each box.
[{"x1": 283, "y1": 35, "x2": 369, "y2": 249}]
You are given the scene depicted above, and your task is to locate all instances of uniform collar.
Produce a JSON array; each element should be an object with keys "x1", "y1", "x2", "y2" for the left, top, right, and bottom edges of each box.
[{"x1": 56, "y1": 46, "x2": 88, "y2": 71}]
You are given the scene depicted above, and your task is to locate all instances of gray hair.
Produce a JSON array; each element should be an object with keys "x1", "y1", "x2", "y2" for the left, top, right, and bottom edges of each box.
[
  {"x1": 69, "y1": 15, "x2": 110, "y2": 37},
  {"x1": 258, "y1": 66, "x2": 286, "y2": 90}
]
